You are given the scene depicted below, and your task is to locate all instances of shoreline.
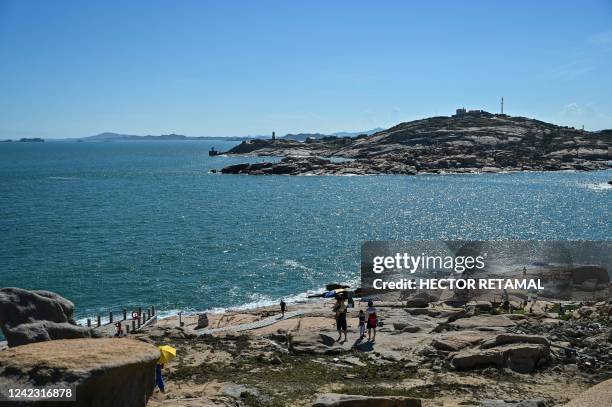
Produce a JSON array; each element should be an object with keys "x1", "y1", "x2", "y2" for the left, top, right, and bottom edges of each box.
[
  {"x1": 219, "y1": 155, "x2": 611, "y2": 176},
  {"x1": 218, "y1": 160, "x2": 612, "y2": 177}
]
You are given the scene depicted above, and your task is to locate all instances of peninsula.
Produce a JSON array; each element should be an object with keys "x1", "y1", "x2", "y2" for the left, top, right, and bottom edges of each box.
[{"x1": 220, "y1": 110, "x2": 611, "y2": 175}]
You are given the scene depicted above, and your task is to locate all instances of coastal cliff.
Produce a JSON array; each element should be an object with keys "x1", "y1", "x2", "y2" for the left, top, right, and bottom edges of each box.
[{"x1": 221, "y1": 111, "x2": 611, "y2": 175}]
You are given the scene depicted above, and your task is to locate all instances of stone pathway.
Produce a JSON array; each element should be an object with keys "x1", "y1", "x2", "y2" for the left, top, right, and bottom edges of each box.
[{"x1": 197, "y1": 310, "x2": 312, "y2": 334}]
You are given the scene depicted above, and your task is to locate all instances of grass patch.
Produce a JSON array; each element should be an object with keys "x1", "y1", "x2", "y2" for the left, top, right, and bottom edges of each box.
[{"x1": 337, "y1": 383, "x2": 480, "y2": 399}]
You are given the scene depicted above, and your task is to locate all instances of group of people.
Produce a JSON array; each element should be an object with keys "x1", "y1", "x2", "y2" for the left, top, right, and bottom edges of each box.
[
  {"x1": 333, "y1": 297, "x2": 378, "y2": 343},
  {"x1": 279, "y1": 296, "x2": 380, "y2": 343}
]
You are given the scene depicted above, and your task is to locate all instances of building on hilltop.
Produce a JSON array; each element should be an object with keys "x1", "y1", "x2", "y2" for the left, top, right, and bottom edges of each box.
[{"x1": 454, "y1": 108, "x2": 489, "y2": 117}]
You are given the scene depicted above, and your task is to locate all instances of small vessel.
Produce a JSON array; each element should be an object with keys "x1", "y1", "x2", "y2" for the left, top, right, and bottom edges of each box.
[{"x1": 208, "y1": 147, "x2": 220, "y2": 156}]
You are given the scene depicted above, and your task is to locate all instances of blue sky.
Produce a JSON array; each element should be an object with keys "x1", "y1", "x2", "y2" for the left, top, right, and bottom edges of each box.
[{"x1": 1, "y1": 1, "x2": 611, "y2": 139}]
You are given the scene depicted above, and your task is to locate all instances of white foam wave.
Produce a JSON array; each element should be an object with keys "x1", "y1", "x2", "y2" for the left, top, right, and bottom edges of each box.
[
  {"x1": 580, "y1": 182, "x2": 612, "y2": 191},
  {"x1": 156, "y1": 276, "x2": 360, "y2": 319}
]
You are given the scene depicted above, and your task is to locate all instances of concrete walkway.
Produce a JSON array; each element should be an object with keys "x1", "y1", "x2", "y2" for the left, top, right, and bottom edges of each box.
[{"x1": 197, "y1": 309, "x2": 312, "y2": 334}]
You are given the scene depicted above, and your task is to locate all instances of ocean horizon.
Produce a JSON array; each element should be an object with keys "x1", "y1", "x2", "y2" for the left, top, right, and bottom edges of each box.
[{"x1": 1, "y1": 140, "x2": 610, "y2": 323}]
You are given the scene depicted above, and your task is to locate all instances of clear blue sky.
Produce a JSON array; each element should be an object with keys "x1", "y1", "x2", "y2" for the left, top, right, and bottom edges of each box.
[{"x1": 1, "y1": 0, "x2": 611, "y2": 139}]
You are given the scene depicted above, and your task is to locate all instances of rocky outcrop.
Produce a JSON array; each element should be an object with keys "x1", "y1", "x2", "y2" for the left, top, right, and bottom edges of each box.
[
  {"x1": 431, "y1": 332, "x2": 486, "y2": 352},
  {"x1": 405, "y1": 292, "x2": 437, "y2": 308},
  {"x1": 313, "y1": 393, "x2": 421, "y2": 407},
  {"x1": 451, "y1": 343, "x2": 549, "y2": 373},
  {"x1": 196, "y1": 313, "x2": 209, "y2": 329},
  {"x1": 480, "y1": 334, "x2": 549, "y2": 349},
  {"x1": 448, "y1": 315, "x2": 516, "y2": 330},
  {"x1": 222, "y1": 112, "x2": 611, "y2": 175},
  {"x1": 287, "y1": 332, "x2": 347, "y2": 355},
  {"x1": 564, "y1": 378, "x2": 612, "y2": 406},
  {"x1": 0, "y1": 338, "x2": 159, "y2": 407},
  {"x1": 221, "y1": 156, "x2": 418, "y2": 176},
  {"x1": 0, "y1": 287, "x2": 97, "y2": 347}
]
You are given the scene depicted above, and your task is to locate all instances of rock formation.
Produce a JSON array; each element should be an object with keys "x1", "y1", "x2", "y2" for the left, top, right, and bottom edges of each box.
[
  {"x1": 564, "y1": 378, "x2": 612, "y2": 406},
  {"x1": 287, "y1": 332, "x2": 347, "y2": 354},
  {"x1": 0, "y1": 338, "x2": 159, "y2": 407},
  {"x1": 0, "y1": 287, "x2": 97, "y2": 347},
  {"x1": 221, "y1": 112, "x2": 611, "y2": 175}
]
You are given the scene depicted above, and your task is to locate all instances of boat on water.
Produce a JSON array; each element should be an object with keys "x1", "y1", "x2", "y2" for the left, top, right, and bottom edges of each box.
[{"x1": 209, "y1": 147, "x2": 220, "y2": 156}]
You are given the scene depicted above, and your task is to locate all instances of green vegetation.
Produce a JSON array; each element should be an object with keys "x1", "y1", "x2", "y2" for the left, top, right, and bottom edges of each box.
[{"x1": 336, "y1": 382, "x2": 481, "y2": 399}]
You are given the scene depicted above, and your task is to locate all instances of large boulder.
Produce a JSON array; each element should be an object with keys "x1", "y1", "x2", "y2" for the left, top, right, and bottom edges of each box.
[
  {"x1": 451, "y1": 343, "x2": 549, "y2": 373},
  {"x1": 196, "y1": 313, "x2": 209, "y2": 329},
  {"x1": 480, "y1": 334, "x2": 549, "y2": 349},
  {"x1": 0, "y1": 338, "x2": 159, "y2": 407},
  {"x1": 0, "y1": 287, "x2": 97, "y2": 347},
  {"x1": 467, "y1": 301, "x2": 493, "y2": 313},
  {"x1": 313, "y1": 393, "x2": 421, "y2": 407},
  {"x1": 564, "y1": 378, "x2": 612, "y2": 406},
  {"x1": 431, "y1": 332, "x2": 486, "y2": 352},
  {"x1": 287, "y1": 332, "x2": 347, "y2": 355},
  {"x1": 405, "y1": 292, "x2": 437, "y2": 308}
]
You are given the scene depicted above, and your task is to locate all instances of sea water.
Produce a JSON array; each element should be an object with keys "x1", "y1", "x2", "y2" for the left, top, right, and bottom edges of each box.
[{"x1": 0, "y1": 140, "x2": 610, "y2": 321}]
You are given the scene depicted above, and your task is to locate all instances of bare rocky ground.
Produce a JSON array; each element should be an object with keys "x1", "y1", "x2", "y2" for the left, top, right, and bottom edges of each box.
[{"x1": 135, "y1": 294, "x2": 611, "y2": 407}]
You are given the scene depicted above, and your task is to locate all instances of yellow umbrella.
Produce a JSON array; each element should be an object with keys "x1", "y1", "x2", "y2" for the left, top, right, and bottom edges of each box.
[{"x1": 158, "y1": 345, "x2": 177, "y2": 364}]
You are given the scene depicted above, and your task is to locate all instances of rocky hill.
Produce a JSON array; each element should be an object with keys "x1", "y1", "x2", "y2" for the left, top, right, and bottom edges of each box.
[{"x1": 222, "y1": 111, "x2": 611, "y2": 175}]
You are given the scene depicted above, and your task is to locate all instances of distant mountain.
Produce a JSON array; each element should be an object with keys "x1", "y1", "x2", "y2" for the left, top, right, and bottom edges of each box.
[
  {"x1": 78, "y1": 128, "x2": 385, "y2": 142},
  {"x1": 85, "y1": 132, "x2": 138, "y2": 141}
]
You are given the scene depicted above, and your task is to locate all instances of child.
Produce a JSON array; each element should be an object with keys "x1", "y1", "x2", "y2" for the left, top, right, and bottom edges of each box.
[
  {"x1": 114, "y1": 321, "x2": 123, "y2": 337},
  {"x1": 358, "y1": 310, "x2": 366, "y2": 338}
]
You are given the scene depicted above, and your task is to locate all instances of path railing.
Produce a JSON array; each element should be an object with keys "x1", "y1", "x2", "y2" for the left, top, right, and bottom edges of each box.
[{"x1": 87, "y1": 306, "x2": 156, "y2": 335}]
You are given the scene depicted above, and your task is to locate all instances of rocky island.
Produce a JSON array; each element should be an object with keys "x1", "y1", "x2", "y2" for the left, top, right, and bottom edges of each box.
[{"x1": 220, "y1": 110, "x2": 611, "y2": 175}]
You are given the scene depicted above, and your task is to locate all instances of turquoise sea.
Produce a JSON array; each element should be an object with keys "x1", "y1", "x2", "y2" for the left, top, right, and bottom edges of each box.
[{"x1": 0, "y1": 141, "x2": 610, "y2": 322}]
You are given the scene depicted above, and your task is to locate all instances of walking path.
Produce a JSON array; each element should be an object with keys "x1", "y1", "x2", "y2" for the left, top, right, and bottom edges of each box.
[{"x1": 197, "y1": 309, "x2": 313, "y2": 334}]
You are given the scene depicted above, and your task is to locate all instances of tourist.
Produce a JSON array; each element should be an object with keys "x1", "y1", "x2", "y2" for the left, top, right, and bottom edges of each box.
[
  {"x1": 366, "y1": 300, "x2": 377, "y2": 342},
  {"x1": 358, "y1": 309, "x2": 366, "y2": 338},
  {"x1": 155, "y1": 363, "x2": 165, "y2": 393},
  {"x1": 280, "y1": 299, "x2": 286, "y2": 318},
  {"x1": 333, "y1": 297, "x2": 348, "y2": 342},
  {"x1": 114, "y1": 321, "x2": 123, "y2": 337}
]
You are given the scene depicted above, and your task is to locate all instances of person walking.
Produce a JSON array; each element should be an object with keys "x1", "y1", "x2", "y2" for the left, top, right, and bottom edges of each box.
[
  {"x1": 280, "y1": 299, "x2": 286, "y2": 318},
  {"x1": 366, "y1": 300, "x2": 377, "y2": 342},
  {"x1": 333, "y1": 297, "x2": 348, "y2": 342},
  {"x1": 155, "y1": 363, "x2": 165, "y2": 393},
  {"x1": 358, "y1": 309, "x2": 366, "y2": 338}
]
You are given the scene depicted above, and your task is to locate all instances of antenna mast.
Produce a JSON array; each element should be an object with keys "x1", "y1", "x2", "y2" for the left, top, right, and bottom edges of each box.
[{"x1": 501, "y1": 97, "x2": 504, "y2": 114}]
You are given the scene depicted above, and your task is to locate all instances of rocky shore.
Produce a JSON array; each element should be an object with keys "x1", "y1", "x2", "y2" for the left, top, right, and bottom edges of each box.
[
  {"x1": 139, "y1": 294, "x2": 611, "y2": 406},
  {"x1": 2, "y1": 287, "x2": 611, "y2": 406},
  {"x1": 219, "y1": 112, "x2": 611, "y2": 175}
]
